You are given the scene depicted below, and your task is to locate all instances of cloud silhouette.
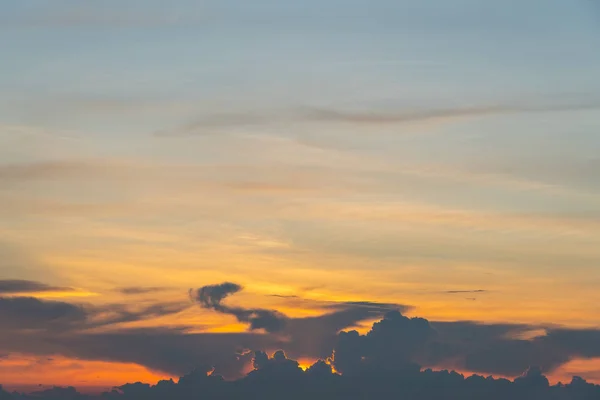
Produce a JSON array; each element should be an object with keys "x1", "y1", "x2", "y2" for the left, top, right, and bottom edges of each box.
[
  {"x1": 332, "y1": 311, "x2": 432, "y2": 375},
  {"x1": 3, "y1": 282, "x2": 600, "y2": 396},
  {"x1": 190, "y1": 283, "x2": 288, "y2": 333},
  {"x1": 3, "y1": 352, "x2": 600, "y2": 400},
  {"x1": 193, "y1": 282, "x2": 243, "y2": 309}
]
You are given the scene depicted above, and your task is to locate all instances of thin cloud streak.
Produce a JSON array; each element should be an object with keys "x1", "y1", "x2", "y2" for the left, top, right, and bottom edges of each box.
[
  {"x1": 117, "y1": 287, "x2": 171, "y2": 295},
  {"x1": 155, "y1": 99, "x2": 600, "y2": 136},
  {"x1": 0, "y1": 280, "x2": 75, "y2": 295},
  {"x1": 445, "y1": 290, "x2": 488, "y2": 294}
]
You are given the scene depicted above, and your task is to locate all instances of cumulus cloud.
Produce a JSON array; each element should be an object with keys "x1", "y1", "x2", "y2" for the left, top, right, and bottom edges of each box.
[{"x1": 332, "y1": 311, "x2": 432, "y2": 375}]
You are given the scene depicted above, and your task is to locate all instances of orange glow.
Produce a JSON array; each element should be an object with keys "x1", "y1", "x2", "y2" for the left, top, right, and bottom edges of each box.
[
  {"x1": 550, "y1": 358, "x2": 600, "y2": 385},
  {"x1": 202, "y1": 322, "x2": 251, "y2": 333},
  {"x1": 297, "y1": 358, "x2": 318, "y2": 371},
  {"x1": 242, "y1": 359, "x2": 256, "y2": 376},
  {"x1": 0, "y1": 354, "x2": 173, "y2": 393}
]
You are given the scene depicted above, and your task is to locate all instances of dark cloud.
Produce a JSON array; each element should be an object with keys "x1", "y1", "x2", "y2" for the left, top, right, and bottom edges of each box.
[
  {"x1": 0, "y1": 280, "x2": 74, "y2": 294},
  {"x1": 251, "y1": 350, "x2": 302, "y2": 376},
  {"x1": 325, "y1": 313, "x2": 600, "y2": 380},
  {"x1": 332, "y1": 311, "x2": 432, "y2": 375},
  {"x1": 0, "y1": 297, "x2": 87, "y2": 331},
  {"x1": 282, "y1": 301, "x2": 404, "y2": 360},
  {"x1": 420, "y1": 323, "x2": 600, "y2": 377},
  {"x1": 192, "y1": 282, "x2": 409, "y2": 340},
  {"x1": 543, "y1": 329, "x2": 600, "y2": 358},
  {"x1": 52, "y1": 329, "x2": 271, "y2": 377},
  {"x1": 461, "y1": 338, "x2": 569, "y2": 377},
  {"x1": 190, "y1": 283, "x2": 288, "y2": 333},
  {"x1": 193, "y1": 282, "x2": 242, "y2": 309},
  {"x1": 0, "y1": 295, "x2": 189, "y2": 336}
]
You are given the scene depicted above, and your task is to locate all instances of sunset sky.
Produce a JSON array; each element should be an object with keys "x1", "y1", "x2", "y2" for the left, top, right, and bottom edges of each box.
[{"x1": 1, "y1": 0, "x2": 600, "y2": 393}]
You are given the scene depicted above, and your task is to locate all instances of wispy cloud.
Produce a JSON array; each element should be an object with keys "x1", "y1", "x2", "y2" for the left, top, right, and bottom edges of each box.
[
  {"x1": 0, "y1": 280, "x2": 74, "y2": 295},
  {"x1": 117, "y1": 287, "x2": 171, "y2": 295},
  {"x1": 155, "y1": 99, "x2": 600, "y2": 137}
]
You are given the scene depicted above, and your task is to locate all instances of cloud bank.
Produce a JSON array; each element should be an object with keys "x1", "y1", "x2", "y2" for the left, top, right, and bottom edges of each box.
[
  {"x1": 2, "y1": 347, "x2": 600, "y2": 400},
  {"x1": 1, "y1": 281, "x2": 600, "y2": 399}
]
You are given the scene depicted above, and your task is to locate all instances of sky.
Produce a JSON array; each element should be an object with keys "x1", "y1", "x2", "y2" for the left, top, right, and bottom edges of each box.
[{"x1": 1, "y1": 0, "x2": 600, "y2": 394}]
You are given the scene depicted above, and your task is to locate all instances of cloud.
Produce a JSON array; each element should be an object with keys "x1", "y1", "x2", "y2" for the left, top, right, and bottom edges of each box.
[
  {"x1": 325, "y1": 301, "x2": 411, "y2": 312},
  {"x1": 117, "y1": 287, "x2": 170, "y2": 295},
  {"x1": 0, "y1": 295, "x2": 189, "y2": 335},
  {"x1": 0, "y1": 280, "x2": 75, "y2": 295},
  {"x1": 3, "y1": 284, "x2": 600, "y2": 392},
  {"x1": 281, "y1": 301, "x2": 406, "y2": 361},
  {"x1": 85, "y1": 302, "x2": 191, "y2": 328},
  {"x1": 0, "y1": 297, "x2": 87, "y2": 331},
  {"x1": 193, "y1": 282, "x2": 242, "y2": 309},
  {"x1": 156, "y1": 99, "x2": 600, "y2": 137},
  {"x1": 48, "y1": 328, "x2": 270, "y2": 378},
  {"x1": 3, "y1": 352, "x2": 600, "y2": 400},
  {"x1": 331, "y1": 311, "x2": 433, "y2": 375},
  {"x1": 0, "y1": 282, "x2": 406, "y2": 379},
  {"x1": 444, "y1": 289, "x2": 488, "y2": 294},
  {"x1": 190, "y1": 283, "x2": 288, "y2": 333},
  {"x1": 543, "y1": 329, "x2": 600, "y2": 359},
  {"x1": 328, "y1": 313, "x2": 600, "y2": 380},
  {"x1": 268, "y1": 294, "x2": 299, "y2": 299},
  {"x1": 191, "y1": 283, "x2": 408, "y2": 341},
  {"x1": 301, "y1": 105, "x2": 510, "y2": 125}
]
